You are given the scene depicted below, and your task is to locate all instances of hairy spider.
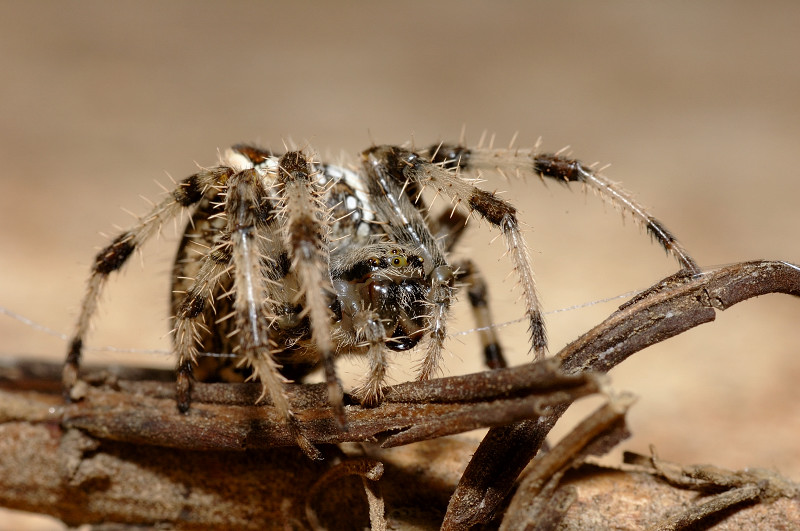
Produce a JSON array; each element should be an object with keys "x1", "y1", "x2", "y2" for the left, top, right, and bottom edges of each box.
[{"x1": 63, "y1": 140, "x2": 698, "y2": 458}]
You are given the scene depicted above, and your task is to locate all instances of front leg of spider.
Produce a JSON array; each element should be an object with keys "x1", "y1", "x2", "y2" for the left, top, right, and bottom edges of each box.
[
  {"x1": 365, "y1": 145, "x2": 548, "y2": 365},
  {"x1": 225, "y1": 166, "x2": 321, "y2": 459},
  {"x1": 360, "y1": 147, "x2": 461, "y2": 385},
  {"x1": 275, "y1": 151, "x2": 345, "y2": 426},
  {"x1": 530, "y1": 152, "x2": 700, "y2": 274},
  {"x1": 429, "y1": 143, "x2": 700, "y2": 275}
]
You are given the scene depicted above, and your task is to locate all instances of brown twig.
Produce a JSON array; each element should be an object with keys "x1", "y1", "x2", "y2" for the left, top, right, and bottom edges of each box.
[
  {"x1": 0, "y1": 360, "x2": 597, "y2": 529},
  {"x1": 499, "y1": 392, "x2": 636, "y2": 530},
  {"x1": 10, "y1": 357, "x2": 600, "y2": 451},
  {"x1": 0, "y1": 260, "x2": 798, "y2": 528},
  {"x1": 443, "y1": 260, "x2": 800, "y2": 527}
]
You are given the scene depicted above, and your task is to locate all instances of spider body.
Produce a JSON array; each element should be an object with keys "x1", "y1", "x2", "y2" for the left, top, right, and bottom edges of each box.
[
  {"x1": 64, "y1": 139, "x2": 698, "y2": 458},
  {"x1": 171, "y1": 149, "x2": 443, "y2": 397}
]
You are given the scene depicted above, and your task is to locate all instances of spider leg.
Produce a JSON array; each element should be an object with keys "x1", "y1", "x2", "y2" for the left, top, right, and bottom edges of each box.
[
  {"x1": 534, "y1": 152, "x2": 700, "y2": 272},
  {"x1": 225, "y1": 168, "x2": 320, "y2": 459},
  {"x1": 366, "y1": 145, "x2": 547, "y2": 361},
  {"x1": 432, "y1": 209, "x2": 470, "y2": 252},
  {"x1": 361, "y1": 147, "x2": 456, "y2": 381},
  {"x1": 454, "y1": 259, "x2": 507, "y2": 370},
  {"x1": 171, "y1": 192, "x2": 243, "y2": 385},
  {"x1": 349, "y1": 307, "x2": 389, "y2": 407},
  {"x1": 63, "y1": 166, "x2": 232, "y2": 396},
  {"x1": 431, "y1": 207, "x2": 507, "y2": 368},
  {"x1": 275, "y1": 152, "x2": 344, "y2": 426},
  {"x1": 172, "y1": 236, "x2": 232, "y2": 412},
  {"x1": 430, "y1": 144, "x2": 700, "y2": 274},
  {"x1": 430, "y1": 205, "x2": 512, "y2": 369}
]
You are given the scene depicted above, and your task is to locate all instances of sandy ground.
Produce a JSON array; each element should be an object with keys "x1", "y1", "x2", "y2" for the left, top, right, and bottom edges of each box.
[{"x1": 1, "y1": 1, "x2": 799, "y2": 528}]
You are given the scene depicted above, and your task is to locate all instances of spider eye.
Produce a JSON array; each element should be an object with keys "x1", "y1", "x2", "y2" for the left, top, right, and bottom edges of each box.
[
  {"x1": 392, "y1": 256, "x2": 408, "y2": 267},
  {"x1": 369, "y1": 257, "x2": 380, "y2": 266}
]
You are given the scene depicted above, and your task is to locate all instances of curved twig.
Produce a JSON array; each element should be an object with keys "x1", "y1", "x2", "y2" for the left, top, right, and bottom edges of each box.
[{"x1": 443, "y1": 260, "x2": 800, "y2": 528}]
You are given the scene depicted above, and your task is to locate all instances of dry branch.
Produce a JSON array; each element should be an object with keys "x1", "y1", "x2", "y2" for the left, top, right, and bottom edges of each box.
[
  {"x1": 0, "y1": 260, "x2": 798, "y2": 529},
  {"x1": 0, "y1": 356, "x2": 600, "y2": 528},
  {"x1": 443, "y1": 260, "x2": 800, "y2": 527},
  {"x1": 0, "y1": 356, "x2": 601, "y2": 451}
]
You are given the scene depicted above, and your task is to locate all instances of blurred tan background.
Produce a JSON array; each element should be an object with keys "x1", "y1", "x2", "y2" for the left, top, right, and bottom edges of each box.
[{"x1": 1, "y1": 1, "x2": 799, "y2": 527}]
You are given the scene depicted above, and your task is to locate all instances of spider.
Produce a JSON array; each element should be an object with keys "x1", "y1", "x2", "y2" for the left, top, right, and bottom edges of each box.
[{"x1": 63, "y1": 139, "x2": 699, "y2": 458}]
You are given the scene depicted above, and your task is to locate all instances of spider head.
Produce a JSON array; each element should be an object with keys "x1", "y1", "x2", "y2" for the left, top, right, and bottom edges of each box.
[{"x1": 332, "y1": 244, "x2": 432, "y2": 351}]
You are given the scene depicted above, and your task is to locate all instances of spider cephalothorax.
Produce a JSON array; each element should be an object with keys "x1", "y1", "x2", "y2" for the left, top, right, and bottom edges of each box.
[
  {"x1": 64, "y1": 139, "x2": 697, "y2": 458},
  {"x1": 330, "y1": 243, "x2": 430, "y2": 351}
]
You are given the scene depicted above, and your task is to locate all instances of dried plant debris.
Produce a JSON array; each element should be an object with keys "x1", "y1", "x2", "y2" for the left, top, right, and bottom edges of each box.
[
  {"x1": 0, "y1": 260, "x2": 799, "y2": 528},
  {"x1": 498, "y1": 392, "x2": 636, "y2": 531},
  {"x1": 442, "y1": 260, "x2": 800, "y2": 526},
  {"x1": 624, "y1": 447, "x2": 800, "y2": 530},
  {"x1": 540, "y1": 462, "x2": 800, "y2": 530},
  {"x1": 305, "y1": 458, "x2": 386, "y2": 531}
]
